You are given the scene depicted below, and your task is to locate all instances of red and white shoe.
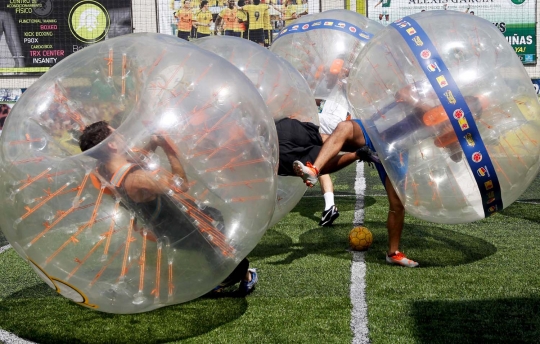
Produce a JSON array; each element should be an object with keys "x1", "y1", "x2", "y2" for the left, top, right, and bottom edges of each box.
[
  {"x1": 293, "y1": 161, "x2": 319, "y2": 187},
  {"x1": 386, "y1": 251, "x2": 419, "y2": 267}
]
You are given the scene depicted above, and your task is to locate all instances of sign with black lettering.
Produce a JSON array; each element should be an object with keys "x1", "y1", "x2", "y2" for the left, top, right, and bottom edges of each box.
[{"x1": 0, "y1": 0, "x2": 132, "y2": 75}]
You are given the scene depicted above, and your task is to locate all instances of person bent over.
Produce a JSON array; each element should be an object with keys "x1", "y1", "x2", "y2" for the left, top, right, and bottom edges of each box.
[
  {"x1": 291, "y1": 118, "x2": 419, "y2": 267},
  {"x1": 78, "y1": 121, "x2": 258, "y2": 295}
]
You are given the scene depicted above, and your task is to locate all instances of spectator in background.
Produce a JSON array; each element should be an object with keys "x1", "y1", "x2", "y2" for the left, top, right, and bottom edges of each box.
[
  {"x1": 194, "y1": 1, "x2": 213, "y2": 38},
  {"x1": 238, "y1": 0, "x2": 268, "y2": 46},
  {"x1": 271, "y1": 0, "x2": 297, "y2": 28},
  {"x1": 215, "y1": 0, "x2": 239, "y2": 36},
  {"x1": 191, "y1": 0, "x2": 202, "y2": 38},
  {"x1": 175, "y1": 0, "x2": 194, "y2": 40},
  {"x1": 260, "y1": 0, "x2": 273, "y2": 47}
]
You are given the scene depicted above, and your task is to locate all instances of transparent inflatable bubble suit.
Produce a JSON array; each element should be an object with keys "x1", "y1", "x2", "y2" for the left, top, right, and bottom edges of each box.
[
  {"x1": 270, "y1": 9, "x2": 383, "y2": 112},
  {"x1": 194, "y1": 36, "x2": 319, "y2": 227},
  {"x1": 0, "y1": 33, "x2": 278, "y2": 313},
  {"x1": 348, "y1": 11, "x2": 540, "y2": 224}
]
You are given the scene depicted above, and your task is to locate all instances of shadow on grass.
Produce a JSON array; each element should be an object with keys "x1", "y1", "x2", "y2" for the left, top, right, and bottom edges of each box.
[
  {"x1": 290, "y1": 195, "x2": 377, "y2": 224},
  {"x1": 412, "y1": 297, "x2": 540, "y2": 343},
  {"x1": 252, "y1": 219, "x2": 495, "y2": 267},
  {"x1": 0, "y1": 283, "x2": 247, "y2": 344},
  {"x1": 364, "y1": 221, "x2": 497, "y2": 267},
  {"x1": 250, "y1": 225, "x2": 352, "y2": 265},
  {"x1": 499, "y1": 201, "x2": 540, "y2": 224}
]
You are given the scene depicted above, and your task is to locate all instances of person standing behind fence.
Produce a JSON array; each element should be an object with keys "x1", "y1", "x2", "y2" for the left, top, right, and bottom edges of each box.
[
  {"x1": 194, "y1": 1, "x2": 213, "y2": 38},
  {"x1": 191, "y1": 0, "x2": 201, "y2": 38},
  {"x1": 271, "y1": 1, "x2": 296, "y2": 28},
  {"x1": 237, "y1": 0, "x2": 267, "y2": 46},
  {"x1": 260, "y1": 0, "x2": 272, "y2": 47},
  {"x1": 175, "y1": 0, "x2": 194, "y2": 40},
  {"x1": 215, "y1": 0, "x2": 238, "y2": 36}
]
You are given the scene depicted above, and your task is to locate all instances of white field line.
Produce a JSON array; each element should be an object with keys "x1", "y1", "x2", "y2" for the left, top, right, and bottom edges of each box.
[
  {"x1": 351, "y1": 162, "x2": 369, "y2": 344},
  {"x1": 0, "y1": 244, "x2": 11, "y2": 254}
]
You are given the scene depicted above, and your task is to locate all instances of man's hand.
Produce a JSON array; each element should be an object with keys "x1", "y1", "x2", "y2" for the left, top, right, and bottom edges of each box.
[{"x1": 150, "y1": 134, "x2": 168, "y2": 149}]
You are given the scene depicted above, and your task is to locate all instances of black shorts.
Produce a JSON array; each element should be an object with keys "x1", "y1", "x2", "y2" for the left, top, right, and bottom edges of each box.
[
  {"x1": 276, "y1": 118, "x2": 323, "y2": 176},
  {"x1": 197, "y1": 32, "x2": 210, "y2": 38},
  {"x1": 248, "y1": 28, "x2": 265, "y2": 44},
  {"x1": 225, "y1": 30, "x2": 241, "y2": 37},
  {"x1": 177, "y1": 30, "x2": 190, "y2": 41}
]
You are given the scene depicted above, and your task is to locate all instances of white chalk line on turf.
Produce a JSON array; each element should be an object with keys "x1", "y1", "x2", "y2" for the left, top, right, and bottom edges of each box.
[
  {"x1": 0, "y1": 329, "x2": 35, "y2": 344},
  {"x1": 351, "y1": 162, "x2": 369, "y2": 344},
  {"x1": 0, "y1": 244, "x2": 11, "y2": 254},
  {"x1": 0, "y1": 244, "x2": 35, "y2": 344}
]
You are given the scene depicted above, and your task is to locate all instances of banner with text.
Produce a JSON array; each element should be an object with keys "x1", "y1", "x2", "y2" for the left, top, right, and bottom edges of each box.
[
  {"x1": 367, "y1": 0, "x2": 537, "y2": 65},
  {"x1": 0, "y1": 0, "x2": 132, "y2": 75}
]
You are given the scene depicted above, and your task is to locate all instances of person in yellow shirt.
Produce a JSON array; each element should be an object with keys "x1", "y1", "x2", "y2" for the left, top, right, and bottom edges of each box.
[
  {"x1": 215, "y1": 0, "x2": 238, "y2": 36},
  {"x1": 175, "y1": 0, "x2": 194, "y2": 40},
  {"x1": 191, "y1": 0, "x2": 201, "y2": 38},
  {"x1": 260, "y1": 0, "x2": 272, "y2": 47},
  {"x1": 238, "y1": 0, "x2": 267, "y2": 46},
  {"x1": 194, "y1": 1, "x2": 213, "y2": 38},
  {"x1": 271, "y1": 0, "x2": 297, "y2": 28},
  {"x1": 296, "y1": 0, "x2": 308, "y2": 17}
]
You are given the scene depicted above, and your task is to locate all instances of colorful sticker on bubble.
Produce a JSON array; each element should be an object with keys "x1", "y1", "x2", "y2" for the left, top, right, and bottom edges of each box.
[
  {"x1": 390, "y1": 16, "x2": 503, "y2": 218},
  {"x1": 274, "y1": 19, "x2": 374, "y2": 43}
]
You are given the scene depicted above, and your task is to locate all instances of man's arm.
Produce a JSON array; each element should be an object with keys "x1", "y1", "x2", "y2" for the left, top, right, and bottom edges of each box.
[
  {"x1": 374, "y1": 0, "x2": 383, "y2": 7},
  {"x1": 297, "y1": 4, "x2": 308, "y2": 16},
  {"x1": 214, "y1": 15, "x2": 223, "y2": 33},
  {"x1": 124, "y1": 136, "x2": 189, "y2": 202},
  {"x1": 151, "y1": 135, "x2": 188, "y2": 188},
  {"x1": 283, "y1": 9, "x2": 297, "y2": 21}
]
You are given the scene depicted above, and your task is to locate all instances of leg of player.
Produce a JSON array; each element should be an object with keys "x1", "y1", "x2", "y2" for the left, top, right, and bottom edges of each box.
[
  {"x1": 293, "y1": 121, "x2": 371, "y2": 186},
  {"x1": 313, "y1": 121, "x2": 366, "y2": 172},
  {"x1": 319, "y1": 174, "x2": 339, "y2": 226},
  {"x1": 210, "y1": 258, "x2": 259, "y2": 295},
  {"x1": 384, "y1": 176, "x2": 418, "y2": 267}
]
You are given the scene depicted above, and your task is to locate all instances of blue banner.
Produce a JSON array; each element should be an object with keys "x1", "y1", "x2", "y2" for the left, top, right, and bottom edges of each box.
[
  {"x1": 274, "y1": 19, "x2": 374, "y2": 43},
  {"x1": 390, "y1": 16, "x2": 503, "y2": 217}
]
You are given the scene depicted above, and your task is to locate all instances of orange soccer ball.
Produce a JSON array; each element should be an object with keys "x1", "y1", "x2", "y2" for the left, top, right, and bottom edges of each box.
[{"x1": 349, "y1": 226, "x2": 373, "y2": 251}]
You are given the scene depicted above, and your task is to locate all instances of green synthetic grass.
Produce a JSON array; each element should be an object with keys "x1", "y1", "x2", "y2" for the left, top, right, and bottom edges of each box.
[
  {"x1": 2, "y1": 162, "x2": 540, "y2": 343},
  {"x1": 364, "y1": 199, "x2": 540, "y2": 343},
  {"x1": 0, "y1": 197, "x2": 354, "y2": 344}
]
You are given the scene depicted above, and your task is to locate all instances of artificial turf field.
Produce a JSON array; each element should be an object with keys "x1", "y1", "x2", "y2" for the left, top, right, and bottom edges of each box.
[{"x1": 1, "y1": 162, "x2": 540, "y2": 343}]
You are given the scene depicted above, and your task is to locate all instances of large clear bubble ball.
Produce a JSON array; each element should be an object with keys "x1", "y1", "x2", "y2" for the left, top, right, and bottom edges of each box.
[
  {"x1": 270, "y1": 9, "x2": 383, "y2": 112},
  {"x1": 348, "y1": 11, "x2": 540, "y2": 224},
  {"x1": 194, "y1": 36, "x2": 319, "y2": 227},
  {"x1": 0, "y1": 33, "x2": 278, "y2": 313}
]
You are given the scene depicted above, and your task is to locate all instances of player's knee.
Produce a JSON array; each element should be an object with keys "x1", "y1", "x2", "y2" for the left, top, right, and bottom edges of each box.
[
  {"x1": 335, "y1": 120, "x2": 354, "y2": 138},
  {"x1": 389, "y1": 198, "x2": 404, "y2": 213}
]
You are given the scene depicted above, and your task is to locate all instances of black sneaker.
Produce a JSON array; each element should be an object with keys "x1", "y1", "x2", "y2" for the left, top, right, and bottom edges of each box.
[
  {"x1": 319, "y1": 205, "x2": 340, "y2": 226},
  {"x1": 356, "y1": 146, "x2": 381, "y2": 168}
]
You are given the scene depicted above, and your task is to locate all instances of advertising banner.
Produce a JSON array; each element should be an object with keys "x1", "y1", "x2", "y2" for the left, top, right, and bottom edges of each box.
[
  {"x1": 367, "y1": 0, "x2": 537, "y2": 65},
  {"x1": 0, "y1": 0, "x2": 132, "y2": 75}
]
